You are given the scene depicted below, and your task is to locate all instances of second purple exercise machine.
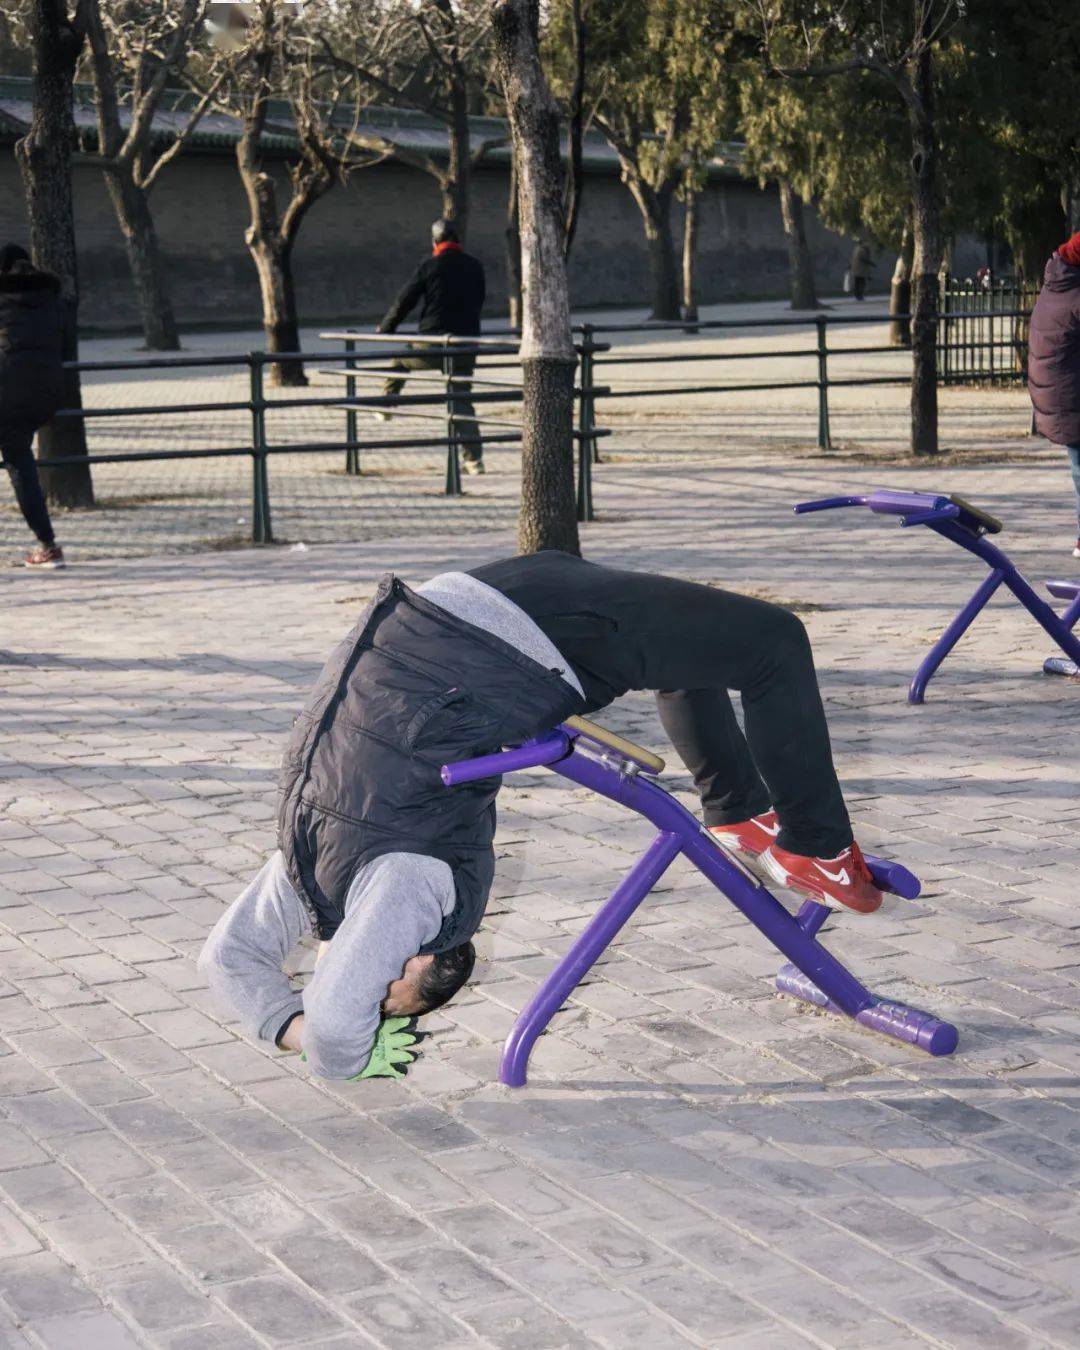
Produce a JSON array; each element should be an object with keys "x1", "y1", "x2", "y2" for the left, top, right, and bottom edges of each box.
[
  {"x1": 442, "y1": 716, "x2": 958, "y2": 1087},
  {"x1": 795, "y1": 487, "x2": 1080, "y2": 701}
]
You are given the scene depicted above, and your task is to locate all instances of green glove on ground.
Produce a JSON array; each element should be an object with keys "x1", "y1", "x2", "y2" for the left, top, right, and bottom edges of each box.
[{"x1": 349, "y1": 1016, "x2": 420, "y2": 1080}]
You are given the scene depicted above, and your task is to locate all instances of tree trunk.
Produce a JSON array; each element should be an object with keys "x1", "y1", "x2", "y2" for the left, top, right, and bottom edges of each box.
[
  {"x1": 249, "y1": 237, "x2": 306, "y2": 387},
  {"x1": 1007, "y1": 177, "x2": 1068, "y2": 284},
  {"x1": 493, "y1": 0, "x2": 579, "y2": 557},
  {"x1": 907, "y1": 46, "x2": 942, "y2": 457},
  {"x1": 104, "y1": 170, "x2": 180, "y2": 350},
  {"x1": 505, "y1": 151, "x2": 523, "y2": 330},
  {"x1": 15, "y1": 0, "x2": 93, "y2": 508},
  {"x1": 442, "y1": 111, "x2": 470, "y2": 241},
  {"x1": 778, "y1": 178, "x2": 817, "y2": 310},
  {"x1": 561, "y1": 0, "x2": 585, "y2": 258},
  {"x1": 629, "y1": 179, "x2": 680, "y2": 321},
  {"x1": 681, "y1": 189, "x2": 699, "y2": 324},
  {"x1": 889, "y1": 222, "x2": 914, "y2": 347}
]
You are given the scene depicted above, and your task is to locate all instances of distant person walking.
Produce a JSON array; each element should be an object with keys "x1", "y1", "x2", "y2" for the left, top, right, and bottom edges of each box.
[
  {"x1": 377, "y1": 220, "x2": 487, "y2": 475},
  {"x1": 1028, "y1": 230, "x2": 1080, "y2": 557},
  {"x1": 850, "y1": 237, "x2": 874, "y2": 301},
  {"x1": 0, "y1": 244, "x2": 65, "y2": 568}
]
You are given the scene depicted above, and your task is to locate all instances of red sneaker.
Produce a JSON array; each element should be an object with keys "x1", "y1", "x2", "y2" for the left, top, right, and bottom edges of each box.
[
  {"x1": 710, "y1": 810, "x2": 780, "y2": 859},
  {"x1": 760, "y1": 839, "x2": 883, "y2": 914},
  {"x1": 24, "y1": 544, "x2": 65, "y2": 570}
]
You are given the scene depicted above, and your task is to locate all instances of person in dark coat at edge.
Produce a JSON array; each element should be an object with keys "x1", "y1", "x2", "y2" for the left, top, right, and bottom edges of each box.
[
  {"x1": 376, "y1": 219, "x2": 487, "y2": 475},
  {"x1": 1028, "y1": 229, "x2": 1080, "y2": 557},
  {"x1": 0, "y1": 244, "x2": 65, "y2": 568}
]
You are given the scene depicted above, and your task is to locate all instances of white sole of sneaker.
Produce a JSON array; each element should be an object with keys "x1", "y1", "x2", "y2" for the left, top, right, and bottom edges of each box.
[{"x1": 24, "y1": 562, "x2": 65, "y2": 570}]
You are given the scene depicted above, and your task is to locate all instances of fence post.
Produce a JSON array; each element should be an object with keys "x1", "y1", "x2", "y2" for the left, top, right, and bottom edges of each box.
[
  {"x1": 344, "y1": 337, "x2": 360, "y2": 476},
  {"x1": 443, "y1": 344, "x2": 462, "y2": 495},
  {"x1": 249, "y1": 353, "x2": 273, "y2": 545},
  {"x1": 575, "y1": 327, "x2": 595, "y2": 522},
  {"x1": 815, "y1": 316, "x2": 832, "y2": 451}
]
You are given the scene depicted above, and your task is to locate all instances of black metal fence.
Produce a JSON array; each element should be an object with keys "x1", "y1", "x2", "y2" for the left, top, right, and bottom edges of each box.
[
  {"x1": 938, "y1": 279, "x2": 1038, "y2": 385},
  {"x1": 45, "y1": 336, "x2": 609, "y2": 543},
  {"x1": 41, "y1": 302, "x2": 1032, "y2": 549}
]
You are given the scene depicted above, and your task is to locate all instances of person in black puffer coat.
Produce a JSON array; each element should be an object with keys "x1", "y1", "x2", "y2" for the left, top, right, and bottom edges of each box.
[{"x1": 0, "y1": 243, "x2": 65, "y2": 569}]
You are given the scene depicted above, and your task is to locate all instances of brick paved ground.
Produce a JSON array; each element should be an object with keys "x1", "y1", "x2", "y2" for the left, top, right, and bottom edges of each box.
[{"x1": 2, "y1": 450, "x2": 1079, "y2": 1348}]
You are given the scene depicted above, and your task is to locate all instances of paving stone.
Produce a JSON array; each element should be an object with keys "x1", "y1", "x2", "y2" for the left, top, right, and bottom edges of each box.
[
  {"x1": 216, "y1": 1275, "x2": 347, "y2": 1343},
  {"x1": 345, "y1": 1289, "x2": 472, "y2": 1350},
  {"x1": 103, "y1": 1264, "x2": 211, "y2": 1332},
  {"x1": 265, "y1": 1229, "x2": 389, "y2": 1296},
  {"x1": 23, "y1": 1310, "x2": 144, "y2": 1350},
  {"x1": 0, "y1": 1252, "x2": 101, "y2": 1320}
]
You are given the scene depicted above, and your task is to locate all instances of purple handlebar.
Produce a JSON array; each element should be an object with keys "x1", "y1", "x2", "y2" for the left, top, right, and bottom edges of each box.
[
  {"x1": 795, "y1": 489, "x2": 953, "y2": 519},
  {"x1": 440, "y1": 733, "x2": 569, "y2": 786}
]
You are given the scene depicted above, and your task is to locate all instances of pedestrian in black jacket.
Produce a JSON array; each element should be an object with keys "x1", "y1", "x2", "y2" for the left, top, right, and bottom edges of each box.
[
  {"x1": 0, "y1": 243, "x2": 65, "y2": 568},
  {"x1": 377, "y1": 220, "x2": 487, "y2": 473}
]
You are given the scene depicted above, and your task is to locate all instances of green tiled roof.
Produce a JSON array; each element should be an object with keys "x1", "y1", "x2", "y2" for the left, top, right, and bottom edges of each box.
[{"x1": 0, "y1": 75, "x2": 744, "y2": 178}]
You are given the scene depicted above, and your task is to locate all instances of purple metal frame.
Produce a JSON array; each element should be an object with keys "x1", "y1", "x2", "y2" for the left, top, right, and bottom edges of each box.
[
  {"x1": 794, "y1": 489, "x2": 1080, "y2": 702},
  {"x1": 442, "y1": 725, "x2": 958, "y2": 1087}
]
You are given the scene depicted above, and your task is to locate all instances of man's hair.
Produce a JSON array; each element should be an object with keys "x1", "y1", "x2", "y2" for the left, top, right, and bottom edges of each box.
[
  {"x1": 431, "y1": 218, "x2": 459, "y2": 246},
  {"x1": 415, "y1": 940, "x2": 475, "y2": 1013}
]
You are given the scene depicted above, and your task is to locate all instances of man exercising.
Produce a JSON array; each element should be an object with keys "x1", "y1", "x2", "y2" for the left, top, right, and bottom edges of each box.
[{"x1": 200, "y1": 552, "x2": 883, "y2": 1079}]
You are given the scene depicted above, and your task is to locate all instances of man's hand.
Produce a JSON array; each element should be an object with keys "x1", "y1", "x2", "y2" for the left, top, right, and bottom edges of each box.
[{"x1": 350, "y1": 1016, "x2": 420, "y2": 1079}]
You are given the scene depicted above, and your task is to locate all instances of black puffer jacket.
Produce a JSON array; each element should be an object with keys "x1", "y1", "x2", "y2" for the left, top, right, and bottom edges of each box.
[
  {"x1": 278, "y1": 575, "x2": 584, "y2": 945},
  {"x1": 380, "y1": 246, "x2": 486, "y2": 336},
  {"x1": 0, "y1": 267, "x2": 64, "y2": 436}
]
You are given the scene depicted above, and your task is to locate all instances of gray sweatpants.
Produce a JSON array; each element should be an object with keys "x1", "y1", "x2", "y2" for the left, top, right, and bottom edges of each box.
[{"x1": 198, "y1": 851, "x2": 453, "y2": 1079}]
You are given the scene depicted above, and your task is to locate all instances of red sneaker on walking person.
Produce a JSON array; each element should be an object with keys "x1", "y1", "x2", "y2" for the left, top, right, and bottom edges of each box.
[
  {"x1": 24, "y1": 543, "x2": 64, "y2": 570},
  {"x1": 760, "y1": 839, "x2": 884, "y2": 914}
]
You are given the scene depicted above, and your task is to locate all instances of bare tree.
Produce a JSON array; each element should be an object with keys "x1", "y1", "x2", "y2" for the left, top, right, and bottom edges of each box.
[
  {"x1": 323, "y1": 0, "x2": 502, "y2": 243},
  {"x1": 200, "y1": 1, "x2": 378, "y2": 387},
  {"x1": 76, "y1": 0, "x2": 221, "y2": 350},
  {"x1": 492, "y1": 0, "x2": 579, "y2": 555},
  {"x1": 11, "y1": 0, "x2": 93, "y2": 507},
  {"x1": 753, "y1": 0, "x2": 957, "y2": 455}
]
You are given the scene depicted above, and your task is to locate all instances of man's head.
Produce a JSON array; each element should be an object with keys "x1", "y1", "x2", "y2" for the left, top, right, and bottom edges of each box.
[
  {"x1": 382, "y1": 940, "x2": 475, "y2": 1017},
  {"x1": 431, "y1": 218, "x2": 459, "y2": 248},
  {"x1": 0, "y1": 243, "x2": 31, "y2": 275}
]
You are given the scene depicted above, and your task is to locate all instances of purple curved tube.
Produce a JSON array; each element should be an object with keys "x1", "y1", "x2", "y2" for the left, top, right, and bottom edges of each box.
[
  {"x1": 793, "y1": 495, "x2": 868, "y2": 515},
  {"x1": 440, "y1": 733, "x2": 569, "y2": 786},
  {"x1": 776, "y1": 964, "x2": 958, "y2": 1056},
  {"x1": 865, "y1": 854, "x2": 921, "y2": 900}
]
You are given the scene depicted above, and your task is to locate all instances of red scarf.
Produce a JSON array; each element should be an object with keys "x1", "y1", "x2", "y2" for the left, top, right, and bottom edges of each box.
[
  {"x1": 1057, "y1": 232, "x2": 1080, "y2": 268},
  {"x1": 433, "y1": 241, "x2": 462, "y2": 256}
]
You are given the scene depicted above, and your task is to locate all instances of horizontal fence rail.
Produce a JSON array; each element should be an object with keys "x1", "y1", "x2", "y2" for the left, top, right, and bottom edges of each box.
[
  {"x1": 35, "y1": 296, "x2": 1031, "y2": 549},
  {"x1": 572, "y1": 302, "x2": 1033, "y2": 454},
  {"x1": 42, "y1": 339, "x2": 611, "y2": 542}
]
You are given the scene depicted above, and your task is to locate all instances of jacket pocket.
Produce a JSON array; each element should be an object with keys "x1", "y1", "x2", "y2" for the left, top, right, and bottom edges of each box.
[{"x1": 403, "y1": 687, "x2": 473, "y2": 750}]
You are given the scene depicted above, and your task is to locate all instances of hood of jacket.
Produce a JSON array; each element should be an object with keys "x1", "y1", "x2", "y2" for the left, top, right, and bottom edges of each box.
[{"x1": 1042, "y1": 254, "x2": 1080, "y2": 294}]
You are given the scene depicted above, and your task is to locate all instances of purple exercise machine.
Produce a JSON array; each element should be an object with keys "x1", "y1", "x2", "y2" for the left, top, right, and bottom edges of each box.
[
  {"x1": 795, "y1": 487, "x2": 1080, "y2": 701},
  {"x1": 442, "y1": 718, "x2": 958, "y2": 1087}
]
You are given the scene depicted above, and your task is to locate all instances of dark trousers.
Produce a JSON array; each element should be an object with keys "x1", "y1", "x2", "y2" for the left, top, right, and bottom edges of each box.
[
  {"x1": 1, "y1": 429, "x2": 55, "y2": 546},
  {"x1": 470, "y1": 552, "x2": 853, "y2": 858},
  {"x1": 382, "y1": 350, "x2": 482, "y2": 464},
  {"x1": 853, "y1": 276, "x2": 868, "y2": 300}
]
